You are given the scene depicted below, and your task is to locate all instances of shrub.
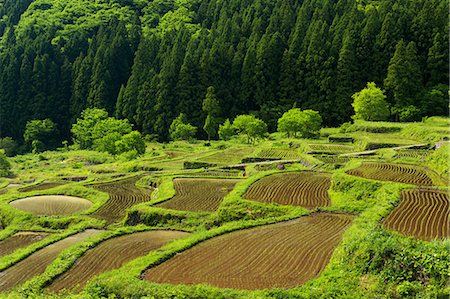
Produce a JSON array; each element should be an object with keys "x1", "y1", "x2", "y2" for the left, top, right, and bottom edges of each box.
[
  {"x1": 24, "y1": 119, "x2": 58, "y2": 153},
  {"x1": 218, "y1": 119, "x2": 235, "y2": 141},
  {"x1": 0, "y1": 150, "x2": 12, "y2": 177},
  {"x1": 169, "y1": 114, "x2": 197, "y2": 141},
  {"x1": 0, "y1": 137, "x2": 18, "y2": 157}
]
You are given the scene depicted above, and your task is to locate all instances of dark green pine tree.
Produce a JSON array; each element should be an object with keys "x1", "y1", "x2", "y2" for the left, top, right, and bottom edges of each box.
[
  {"x1": 0, "y1": 47, "x2": 20, "y2": 139},
  {"x1": 135, "y1": 70, "x2": 158, "y2": 135},
  {"x1": 70, "y1": 52, "x2": 92, "y2": 120},
  {"x1": 175, "y1": 33, "x2": 205, "y2": 129},
  {"x1": 16, "y1": 49, "x2": 34, "y2": 138},
  {"x1": 56, "y1": 57, "x2": 72, "y2": 139},
  {"x1": 384, "y1": 40, "x2": 422, "y2": 108},
  {"x1": 229, "y1": 41, "x2": 245, "y2": 115},
  {"x1": 335, "y1": 28, "x2": 359, "y2": 120},
  {"x1": 116, "y1": 34, "x2": 159, "y2": 122},
  {"x1": 356, "y1": 7, "x2": 381, "y2": 83},
  {"x1": 87, "y1": 28, "x2": 110, "y2": 110},
  {"x1": 154, "y1": 28, "x2": 189, "y2": 141},
  {"x1": 239, "y1": 43, "x2": 258, "y2": 113},
  {"x1": 108, "y1": 22, "x2": 134, "y2": 114},
  {"x1": 255, "y1": 32, "x2": 286, "y2": 129},
  {"x1": 279, "y1": 49, "x2": 297, "y2": 109},
  {"x1": 426, "y1": 33, "x2": 449, "y2": 87}
]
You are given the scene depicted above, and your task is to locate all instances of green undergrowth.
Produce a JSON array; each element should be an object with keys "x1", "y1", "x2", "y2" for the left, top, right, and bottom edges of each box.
[
  {"x1": 427, "y1": 144, "x2": 450, "y2": 179},
  {"x1": 0, "y1": 179, "x2": 8, "y2": 189}
]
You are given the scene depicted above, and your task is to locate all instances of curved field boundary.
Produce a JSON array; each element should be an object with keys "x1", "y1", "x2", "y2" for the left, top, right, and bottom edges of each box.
[
  {"x1": 48, "y1": 230, "x2": 189, "y2": 293},
  {"x1": 243, "y1": 172, "x2": 331, "y2": 209},
  {"x1": 346, "y1": 162, "x2": 442, "y2": 186},
  {"x1": 313, "y1": 155, "x2": 351, "y2": 164},
  {"x1": 0, "y1": 232, "x2": 50, "y2": 258},
  {"x1": 0, "y1": 229, "x2": 101, "y2": 291},
  {"x1": 383, "y1": 189, "x2": 449, "y2": 241},
  {"x1": 256, "y1": 148, "x2": 301, "y2": 159},
  {"x1": 186, "y1": 170, "x2": 243, "y2": 178},
  {"x1": 10, "y1": 196, "x2": 93, "y2": 216},
  {"x1": 156, "y1": 178, "x2": 241, "y2": 212},
  {"x1": 144, "y1": 213, "x2": 353, "y2": 290},
  {"x1": 197, "y1": 148, "x2": 255, "y2": 165},
  {"x1": 18, "y1": 182, "x2": 66, "y2": 193},
  {"x1": 395, "y1": 149, "x2": 430, "y2": 160},
  {"x1": 91, "y1": 176, "x2": 154, "y2": 223},
  {"x1": 308, "y1": 144, "x2": 356, "y2": 154}
]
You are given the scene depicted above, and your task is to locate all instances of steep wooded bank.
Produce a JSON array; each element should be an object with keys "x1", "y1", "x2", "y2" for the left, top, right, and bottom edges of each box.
[{"x1": 0, "y1": 0, "x2": 448, "y2": 142}]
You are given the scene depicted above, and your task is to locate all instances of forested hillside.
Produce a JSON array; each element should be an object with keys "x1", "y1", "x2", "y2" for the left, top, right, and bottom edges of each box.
[{"x1": 0, "y1": 0, "x2": 448, "y2": 142}]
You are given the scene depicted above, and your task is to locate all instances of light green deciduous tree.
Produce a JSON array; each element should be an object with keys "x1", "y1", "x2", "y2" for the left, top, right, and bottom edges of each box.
[
  {"x1": 232, "y1": 115, "x2": 267, "y2": 143},
  {"x1": 352, "y1": 82, "x2": 390, "y2": 121},
  {"x1": 169, "y1": 113, "x2": 197, "y2": 141}
]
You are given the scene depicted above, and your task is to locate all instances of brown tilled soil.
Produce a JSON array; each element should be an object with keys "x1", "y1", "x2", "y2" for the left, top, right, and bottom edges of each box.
[
  {"x1": 0, "y1": 232, "x2": 50, "y2": 257},
  {"x1": 48, "y1": 230, "x2": 189, "y2": 293},
  {"x1": 10, "y1": 196, "x2": 93, "y2": 216},
  {"x1": 18, "y1": 182, "x2": 66, "y2": 193},
  {"x1": 156, "y1": 178, "x2": 240, "y2": 212},
  {"x1": 346, "y1": 162, "x2": 442, "y2": 186},
  {"x1": 383, "y1": 189, "x2": 449, "y2": 241},
  {"x1": 143, "y1": 213, "x2": 353, "y2": 290},
  {"x1": 0, "y1": 229, "x2": 102, "y2": 291},
  {"x1": 90, "y1": 176, "x2": 153, "y2": 223},
  {"x1": 244, "y1": 172, "x2": 331, "y2": 209}
]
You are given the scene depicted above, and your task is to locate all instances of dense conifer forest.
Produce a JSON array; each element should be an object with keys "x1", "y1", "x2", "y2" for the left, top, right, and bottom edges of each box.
[{"x1": 0, "y1": 0, "x2": 448, "y2": 143}]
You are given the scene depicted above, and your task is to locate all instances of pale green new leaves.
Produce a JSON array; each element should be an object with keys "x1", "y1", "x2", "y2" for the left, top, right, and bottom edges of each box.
[
  {"x1": 277, "y1": 108, "x2": 322, "y2": 138},
  {"x1": 352, "y1": 82, "x2": 390, "y2": 121}
]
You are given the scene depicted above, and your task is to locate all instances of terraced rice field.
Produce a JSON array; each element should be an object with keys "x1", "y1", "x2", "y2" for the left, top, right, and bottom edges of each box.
[
  {"x1": 308, "y1": 144, "x2": 356, "y2": 154},
  {"x1": 156, "y1": 178, "x2": 240, "y2": 212},
  {"x1": 313, "y1": 155, "x2": 351, "y2": 164},
  {"x1": 346, "y1": 162, "x2": 443, "y2": 186},
  {"x1": 144, "y1": 213, "x2": 353, "y2": 290},
  {"x1": 198, "y1": 148, "x2": 254, "y2": 165},
  {"x1": 383, "y1": 189, "x2": 449, "y2": 241},
  {"x1": 0, "y1": 232, "x2": 50, "y2": 257},
  {"x1": 48, "y1": 230, "x2": 189, "y2": 292},
  {"x1": 187, "y1": 170, "x2": 243, "y2": 178},
  {"x1": 244, "y1": 172, "x2": 331, "y2": 209},
  {"x1": 0, "y1": 229, "x2": 101, "y2": 291},
  {"x1": 10, "y1": 196, "x2": 93, "y2": 216},
  {"x1": 395, "y1": 149, "x2": 430, "y2": 160},
  {"x1": 256, "y1": 148, "x2": 301, "y2": 159},
  {"x1": 18, "y1": 182, "x2": 66, "y2": 193},
  {"x1": 91, "y1": 176, "x2": 153, "y2": 223}
]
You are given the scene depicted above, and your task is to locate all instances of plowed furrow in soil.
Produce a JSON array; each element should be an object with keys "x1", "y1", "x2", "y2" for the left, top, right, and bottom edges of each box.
[
  {"x1": 156, "y1": 178, "x2": 240, "y2": 212},
  {"x1": 244, "y1": 172, "x2": 331, "y2": 209},
  {"x1": 48, "y1": 230, "x2": 189, "y2": 293},
  {"x1": 19, "y1": 182, "x2": 65, "y2": 193},
  {"x1": 347, "y1": 163, "x2": 440, "y2": 186},
  {"x1": 91, "y1": 177, "x2": 153, "y2": 223},
  {"x1": 0, "y1": 232, "x2": 50, "y2": 258},
  {"x1": 383, "y1": 189, "x2": 449, "y2": 241},
  {"x1": 0, "y1": 230, "x2": 101, "y2": 291},
  {"x1": 144, "y1": 213, "x2": 352, "y2": 290}
]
